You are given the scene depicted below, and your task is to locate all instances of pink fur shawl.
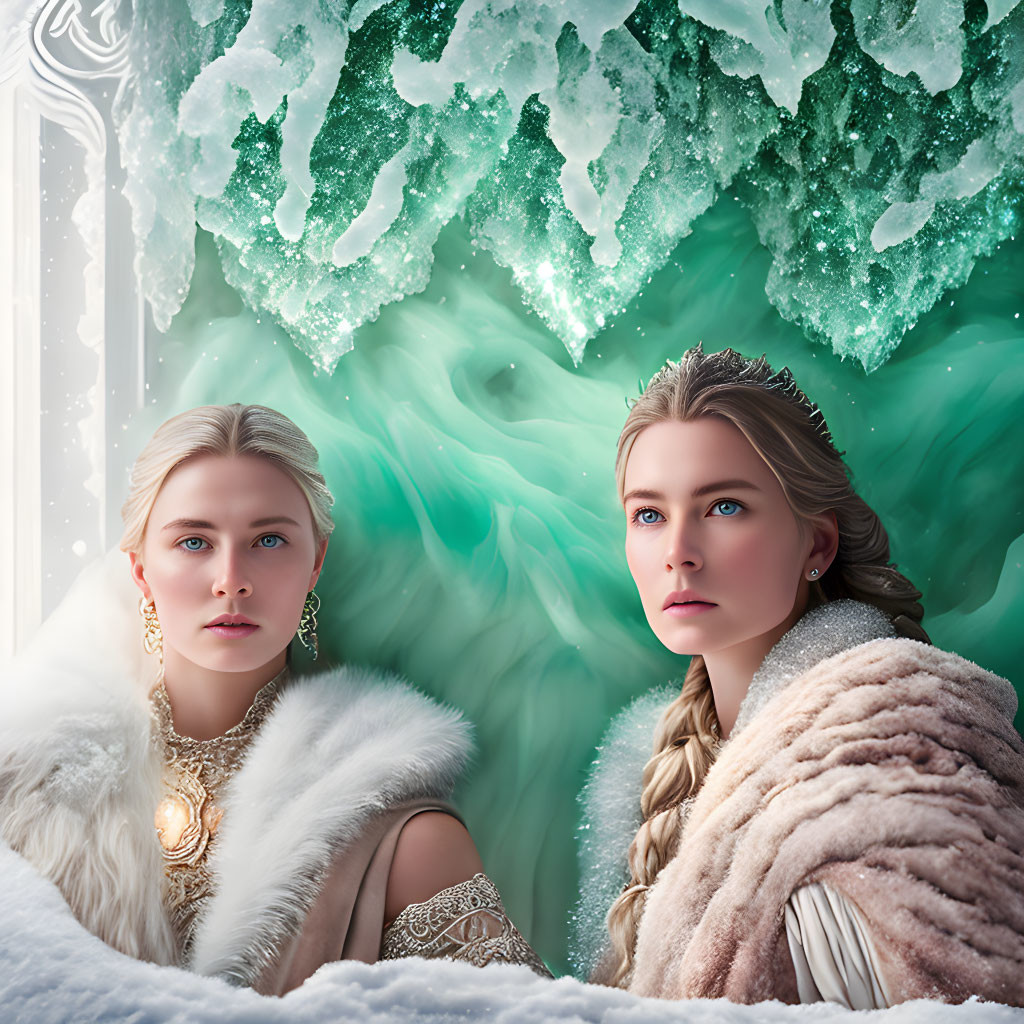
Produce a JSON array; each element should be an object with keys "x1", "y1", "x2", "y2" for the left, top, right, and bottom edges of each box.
[{"x1": 629, "y1": 627, "x2": 1024, "y2": 1005}]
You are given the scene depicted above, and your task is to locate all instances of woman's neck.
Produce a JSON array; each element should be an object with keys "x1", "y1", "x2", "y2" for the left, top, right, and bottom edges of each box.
[
  {"x1": 160, "y1": 650, "x2": 288, "y2": 740},
  {"x1": 704, "y1": 603, "x2": 806, "y2": 740}
]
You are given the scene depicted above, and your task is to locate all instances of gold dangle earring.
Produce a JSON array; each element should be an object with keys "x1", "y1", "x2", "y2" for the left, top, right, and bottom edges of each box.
[
  {"x1": 297, "y1": 590, "x2": 320, "y2": 661},
  {"x1": 139, "y1": 596, "x2": 164, "y2": 664}
]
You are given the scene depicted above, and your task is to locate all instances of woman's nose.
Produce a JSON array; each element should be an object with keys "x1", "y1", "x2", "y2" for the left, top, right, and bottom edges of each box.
[
  {"x1": 212, "y1": 550, "x2": 252, "y2": 597},
  {"x1": 664, "y1": 522, "x2": 702, "y2": 572}
]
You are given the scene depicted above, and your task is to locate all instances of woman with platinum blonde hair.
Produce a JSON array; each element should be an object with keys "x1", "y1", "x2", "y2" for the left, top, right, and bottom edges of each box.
[
  {"x1": 573, "y1": 345, "x2": 1024, "y2": 1008},
  {"x1": 0, "y1": 403, "x2": 547, "y2": 991}
]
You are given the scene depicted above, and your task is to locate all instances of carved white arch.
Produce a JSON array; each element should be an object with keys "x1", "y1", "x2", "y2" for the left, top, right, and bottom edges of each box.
[{"x1": 0, "y1": 0, "x2": 143, "y2": 662}]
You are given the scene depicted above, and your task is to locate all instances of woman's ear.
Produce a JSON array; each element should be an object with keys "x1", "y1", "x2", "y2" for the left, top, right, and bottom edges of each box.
[
  {"x1": 128, "y1": 551, "x2": 152, "y2": 601},
  {"x1": 806, "y1": 511, "x2": 839, "y2": 578},
  {"x1": 309, "y1": 537, "x2": 329, "y2": 590}
]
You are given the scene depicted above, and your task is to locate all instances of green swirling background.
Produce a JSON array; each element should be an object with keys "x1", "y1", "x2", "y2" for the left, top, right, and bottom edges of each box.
[{"x1": 131, "y1": 196, "x2": 1024, "y2": 974}]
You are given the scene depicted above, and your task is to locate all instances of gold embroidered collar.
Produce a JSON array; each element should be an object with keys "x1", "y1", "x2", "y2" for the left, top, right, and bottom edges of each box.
[{"x1": 149, "y1": 667, "x2": 287, "y2": 956}]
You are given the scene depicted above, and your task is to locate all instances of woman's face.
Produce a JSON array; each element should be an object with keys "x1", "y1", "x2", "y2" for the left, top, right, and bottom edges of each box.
[
  {"x1": 622, "y1": 417, "x2": 825, "y2": 660},
  {"x1": 129, "y1": 454, "x2": 327, "y2": 674}
]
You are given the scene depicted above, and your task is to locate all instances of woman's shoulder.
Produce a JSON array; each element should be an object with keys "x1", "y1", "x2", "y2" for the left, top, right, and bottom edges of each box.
[
  {"x1": 275, "y1": 663, "x2": 473, "y2": 763},
  {"x1": 1, "y1": 552, "x2": 152, "y2": 732},
  {"x1": 735, "y1": 599, "x2": 1017, "y2": 736},
  {"x1": 284, "y1": 663, "x2": 470, "y2": 726},
  {"x1": 708, "y1": 626, "x2": 1024, "y2": 815},
  {"x1": 789, "y1": 633, "x2": 1018, "y2": 730},
  {"x1": 0, "y1": 554, "x2": 152, "y2": 797},
  {"x1": 844, "y1": 634, "x2": 1014, "y2": 704},
  {"x1": 232, "y1": 664, "x2": 474, "y2": 814}
]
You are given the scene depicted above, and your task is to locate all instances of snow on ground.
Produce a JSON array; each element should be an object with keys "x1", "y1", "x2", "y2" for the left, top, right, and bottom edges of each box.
[{"x1": 0, "y1": 843, "x2": 1017, "y2": 1024}]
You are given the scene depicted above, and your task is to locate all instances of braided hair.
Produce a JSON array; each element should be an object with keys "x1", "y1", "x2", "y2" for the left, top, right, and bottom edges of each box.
[{"x1": 604, "y1": 345, "x2": 927, "y2": 987}]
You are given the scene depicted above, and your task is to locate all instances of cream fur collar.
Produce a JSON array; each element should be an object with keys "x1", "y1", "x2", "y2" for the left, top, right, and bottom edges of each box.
[
  {"x1": 192, "y1": 667, "x2": 471, "y2": 985},
  {"x1": 570, "y1": 599, "x2": 899, "y2": 978},
  {"x1": 0, "y1": 555, "x2": 472, "y2": 985}
]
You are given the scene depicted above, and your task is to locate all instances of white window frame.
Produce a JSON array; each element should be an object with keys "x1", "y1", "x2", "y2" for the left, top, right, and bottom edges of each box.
[{"x1": 1, "y1": 0, "x2": 146, "y2": 664}]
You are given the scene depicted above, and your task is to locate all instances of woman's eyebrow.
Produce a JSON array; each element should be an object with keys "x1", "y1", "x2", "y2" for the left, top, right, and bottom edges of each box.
[
  {"x1": 691, "y1": 479, "x2": 761, "y2": 498},
  {"x1": 622, "y1": 488, "x2": 665, "y2": 504},
  {"x1": 161, "y1": 518, "x2": 215, "y2": 532},
  {"x1": 160, "y1": 515, "x2": 301, "y2": 532},
  {"x1": 623, "y1": 481, "x2": 761, "y2": 505}
]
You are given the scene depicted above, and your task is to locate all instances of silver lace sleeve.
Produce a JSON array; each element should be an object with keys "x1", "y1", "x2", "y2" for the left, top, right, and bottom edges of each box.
[{"x1": 380, "y1": 873, "x2": 551, "y2": 977}]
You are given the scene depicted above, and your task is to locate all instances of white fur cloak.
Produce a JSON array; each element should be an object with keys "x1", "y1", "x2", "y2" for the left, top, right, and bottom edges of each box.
[
  {"x1": 574, "y1": 600, "x2": 1024, "y2": 1005},
  {"x1": 0, "y1": 553, "x2": 472, "y2": 988}
]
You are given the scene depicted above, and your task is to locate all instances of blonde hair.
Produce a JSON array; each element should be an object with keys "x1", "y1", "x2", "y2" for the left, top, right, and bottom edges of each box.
[
  {"x1": 119, "y1": 404, "x2": 334, "y2": 553},
  {"x1": 605, "y1": 345, "x2": 928, "y2": 986}
]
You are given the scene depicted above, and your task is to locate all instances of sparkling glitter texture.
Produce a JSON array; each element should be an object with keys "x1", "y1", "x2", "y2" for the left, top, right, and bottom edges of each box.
[
  {"x1": 569, "y1": 685, "x2": 675, "y2": 979},
  {"x1": 114, "y1": 0, "x2": 1024, "y2": 372}
]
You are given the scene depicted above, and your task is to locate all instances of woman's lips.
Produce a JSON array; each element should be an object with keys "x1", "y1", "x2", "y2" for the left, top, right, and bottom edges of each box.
[
  {"x1": 663, "y1": 601, "x2": 716, "y2": 618},
  {"x1": 205, "y1": 623, "x2": 260, "y2": 638}
]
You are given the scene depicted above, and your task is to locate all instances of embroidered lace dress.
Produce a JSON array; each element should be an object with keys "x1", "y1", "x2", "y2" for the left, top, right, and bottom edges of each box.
[
  {"x1": 380, "y1": 873, "x2": 551, "y2": 976},
  {"x1": 149, "y1": 671, "x2": 285, "y2": 960}
]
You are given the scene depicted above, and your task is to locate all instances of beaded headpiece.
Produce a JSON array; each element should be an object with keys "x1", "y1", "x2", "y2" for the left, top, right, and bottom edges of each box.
[{"x1": 631, "y1": 343, "x2": 836, "y2": 449}]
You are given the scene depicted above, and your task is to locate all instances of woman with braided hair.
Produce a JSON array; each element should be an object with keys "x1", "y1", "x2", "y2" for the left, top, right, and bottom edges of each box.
[{"x1": 573, "y1": 345, "x2": 1024, "y2": 1008}]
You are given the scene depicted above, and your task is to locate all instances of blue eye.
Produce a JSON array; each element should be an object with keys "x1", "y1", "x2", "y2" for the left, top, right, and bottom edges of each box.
[
  {"x1": 179, "y1": 537, "x2": 209, "y2": 551},
  {"x1": 710, "y1": 500, "x2": 742, "y2": 517},
  {"x1": 257, "y1": 534, "x2": 285, "y2": 548},
  {"x1": 633, "y1": 508, "x2": 665, "y2": 526}
]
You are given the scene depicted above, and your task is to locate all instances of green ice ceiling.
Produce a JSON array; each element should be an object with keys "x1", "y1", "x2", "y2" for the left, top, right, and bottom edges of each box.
[
  {"x1": 120, "y1": 0, "x2": 1023, "y2": 372},
  {"x1": 117, "y1": 0, "x2": 1024, "y2": 974}
]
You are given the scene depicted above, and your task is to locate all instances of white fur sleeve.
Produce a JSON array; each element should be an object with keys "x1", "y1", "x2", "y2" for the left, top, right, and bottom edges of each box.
[
  {"x1": 784, "y1": 882, "x2": 891, "y2": 1010},
  {"x1": 569, "y1": 686, "x2": 675, "y2": 978}
]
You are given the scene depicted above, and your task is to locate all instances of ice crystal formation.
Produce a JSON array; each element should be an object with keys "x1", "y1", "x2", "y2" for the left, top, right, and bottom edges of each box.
[{"x1": 116, "y1": 0, "x2": 1024, "y2": 371}]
